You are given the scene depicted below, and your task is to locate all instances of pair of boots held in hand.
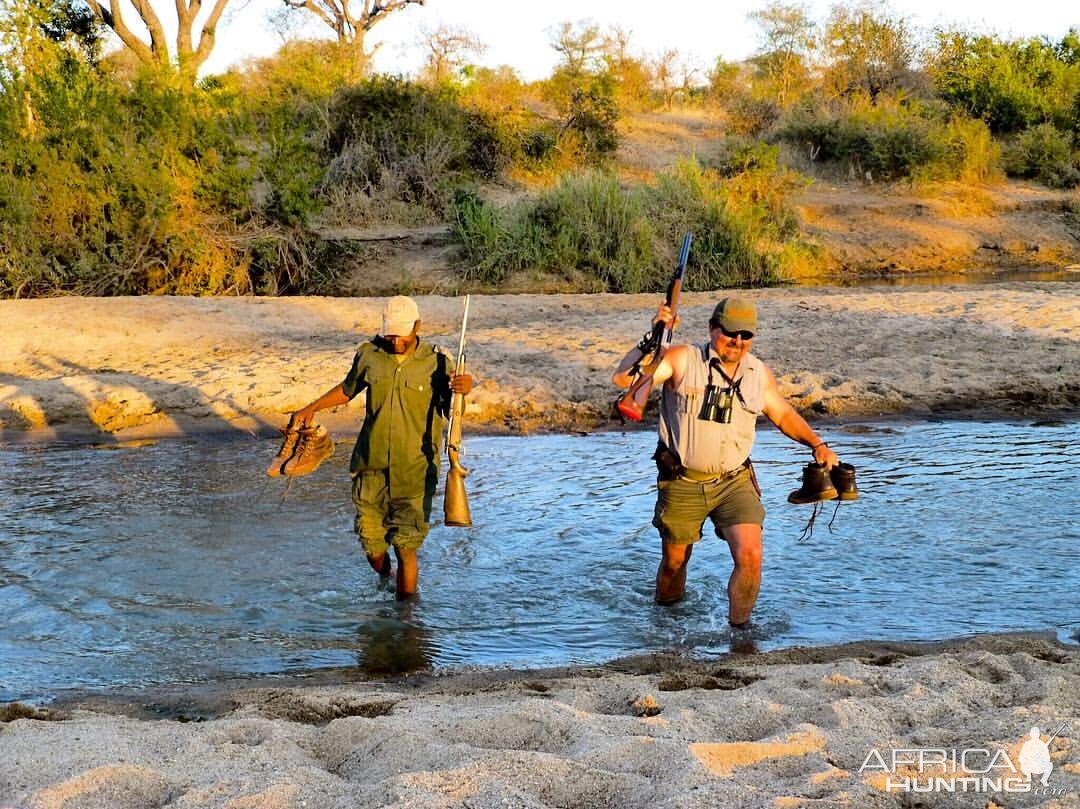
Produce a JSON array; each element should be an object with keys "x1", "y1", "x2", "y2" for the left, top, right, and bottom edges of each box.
[
  {"x1": 788, "y1": 461, "x2": 859, "y2": 505},
  {"x1": 266, "y1": 421, "x2": 334, "y2": 477}
]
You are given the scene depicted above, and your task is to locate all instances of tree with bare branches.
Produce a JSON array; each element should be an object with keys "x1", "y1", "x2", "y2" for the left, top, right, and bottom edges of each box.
[
  {"x1": 599, "y1": 25, "x2": 652, "y2": 109},
  {"x1": 418, "y1": 22, "x2": 485, "y2": 84},
  {"x1": 281, "y1": 0, "x2": 425, "y2": 77},
  {"x1": 652, "y1": 48, "x2": 679, "y2": 109},
  {"x1": 549, "y1": 19, "x2": 603, "y2": 78},
  {"x1": 81, "y1": 0, "x2": 230, "y2": 79},
  {"x1": 748, "y1": 1, "x2": 817, "y2": 104},
  {"x1": 822, "y1": 2, "x2": 917, "y2": 100}
]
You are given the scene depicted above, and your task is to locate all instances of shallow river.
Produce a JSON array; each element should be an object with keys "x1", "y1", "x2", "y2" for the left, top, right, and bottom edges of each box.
[{"x1": 1, "y1": 419, "x2": 1078, "y2": 702}]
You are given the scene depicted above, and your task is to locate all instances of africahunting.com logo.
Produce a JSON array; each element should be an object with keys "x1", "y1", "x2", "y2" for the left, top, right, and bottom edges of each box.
[{"x1": 859, "y1": 725, "x2": 1070, "y2": 795}]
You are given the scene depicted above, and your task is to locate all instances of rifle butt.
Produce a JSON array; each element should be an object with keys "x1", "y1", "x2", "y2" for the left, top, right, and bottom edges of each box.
[
  {"x1": 616, "y1": 374, "x2": 654, "y2": 422},
  {"x1": 443, "y1": 458, "x2": 472, "y2": 527}
]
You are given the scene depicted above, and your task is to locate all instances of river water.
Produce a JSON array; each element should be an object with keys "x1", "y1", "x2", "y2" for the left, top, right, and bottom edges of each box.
[{"x1": 1, "y1": 419, "x2": 1078, "y2": 702}]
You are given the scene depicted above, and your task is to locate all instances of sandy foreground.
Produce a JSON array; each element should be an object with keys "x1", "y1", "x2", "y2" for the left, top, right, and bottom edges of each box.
[
  {"x1": 2, "y1": 635, "x2": 1078, "y2": 808},
  {"x1": 2, "y1": 285, "x2": 1079, "y2": 808}
]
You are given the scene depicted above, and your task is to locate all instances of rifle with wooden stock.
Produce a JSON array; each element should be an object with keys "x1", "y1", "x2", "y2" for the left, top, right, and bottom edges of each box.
[
  {"x1": 444, "y1": 295, "x2": 472, "y2": 527},
  {"x1": 615, "y1": 233, "x2": 693, "y2": 422}
]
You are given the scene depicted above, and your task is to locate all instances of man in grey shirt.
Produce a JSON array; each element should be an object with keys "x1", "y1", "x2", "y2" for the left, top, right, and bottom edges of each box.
[{"x1": 614, "y1": 297, "x2": 839, "y2": 627}]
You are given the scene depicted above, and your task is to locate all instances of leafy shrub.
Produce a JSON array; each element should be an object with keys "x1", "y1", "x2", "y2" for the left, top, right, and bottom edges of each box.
[
  {"x1": 1002, "y1": 124, "x2": 1080, "y2": 187},
  {"x1": 0, "y1": 55, "x2": 339, "y2": 297},
  {"x1": 560, "y1": 78, "x2": 620, "y2": 159},
  {"x1": 325, "y1": 77, "x2": 505, "y2": 208},
  {"x1": 929, "y1": 31, "x2": 1080, "y2": 134},
  {"x1": 450, "y1": 159, "x2": 820, "y2": 291},
  {"x1": 928, "y1": 116, "x2": 1001, "y2": 183},
  {"x1": 777, "y1": 97, "x2": 1001, "y2": 183},
  {"x1": 711, "y1": 138, "x2": 782, "y2": 177},
  {"x1": 723, "y1": 93, "x2": 782, "y2": 138}
]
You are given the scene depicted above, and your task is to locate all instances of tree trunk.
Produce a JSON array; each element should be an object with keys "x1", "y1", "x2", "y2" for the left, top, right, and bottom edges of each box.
[{"x1": 83, "y1": 0, "x2": 232, "y2": 82}]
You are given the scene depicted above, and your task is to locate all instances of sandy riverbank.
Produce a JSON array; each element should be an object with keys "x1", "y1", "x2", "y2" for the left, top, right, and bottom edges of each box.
[
  {"x1": 2, "y1": 283, "x2": 1079, "y2": 443},
  {"x1": 2, "y1": 634, "x2": 1078, "y2": 808}
]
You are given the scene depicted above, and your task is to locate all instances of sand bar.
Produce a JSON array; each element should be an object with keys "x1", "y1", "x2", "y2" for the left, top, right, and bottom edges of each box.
[{"x1": 2, "y1": 283, "x2": 1079, "y2": 442}]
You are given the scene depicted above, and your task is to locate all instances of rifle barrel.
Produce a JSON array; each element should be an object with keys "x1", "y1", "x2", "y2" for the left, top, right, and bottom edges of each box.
[{"x1": 456, "y1": 295, "x2": 470, "y2": 363}]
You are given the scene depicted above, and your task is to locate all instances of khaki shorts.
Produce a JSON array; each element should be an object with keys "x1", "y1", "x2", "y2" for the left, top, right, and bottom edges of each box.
[
  {"x1": 352, "y1": 469, "x2": 433, "y2": 556},
  {"x1": 652, "y1": 468, "x2": 765, "y2": 545}
]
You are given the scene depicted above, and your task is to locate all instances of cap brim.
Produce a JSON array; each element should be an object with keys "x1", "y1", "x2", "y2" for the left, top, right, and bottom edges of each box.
[{"x1": 382, "y1": 319, "x2": 416, "y2": 336}]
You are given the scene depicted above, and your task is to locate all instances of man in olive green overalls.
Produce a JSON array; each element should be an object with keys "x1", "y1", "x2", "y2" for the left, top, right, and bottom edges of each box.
[{"x1": 291, "y1": 296, "x2": 473, "y2": 600}]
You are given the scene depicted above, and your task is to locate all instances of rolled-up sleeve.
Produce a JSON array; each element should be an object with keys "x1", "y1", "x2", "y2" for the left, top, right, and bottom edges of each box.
[{"x1": 342, "y1": 350, "x2": 368, "y2": 399}]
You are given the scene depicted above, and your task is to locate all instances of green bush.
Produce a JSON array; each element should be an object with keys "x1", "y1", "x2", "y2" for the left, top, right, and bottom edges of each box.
[
  {"x1": 325, "y1": 77, "x2": 505, "y2": 209},
  {"x1": 777, "y1": 98, "x2": 1001, "y2": 183},
  {"x1": 560, "y1": 77, "x2": 620, "y2": 159},
  {"x1": 929, "y1": 32, "x2": 1080, "y2": 134},
  {"x1": 450, "y1": 175, "x2": 652, "y2": 290},
  {"x1": 928, "y1": 116, "x2": 1001, "y2": 183},
  {"x1": 450, "y1": 159, "x2": 818, "y2": 291},
  {"x1": 778, "y1": 101, "x2": 941, "y2": 181},
  {"x1": 0, "y1": 55, "x2": 339, "y2": 297},
  {"x1": 1002, "y1": 124, "x2": 1080, "y2": 187},
  {"x1": 723, "y1": 93, "x2": 782, "y2": 138}
]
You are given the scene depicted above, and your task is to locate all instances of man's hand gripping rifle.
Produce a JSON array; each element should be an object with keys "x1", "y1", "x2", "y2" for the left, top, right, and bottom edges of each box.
[
  {"x1": 444, "y1": 295, "x2": 472, "y2": 527},
  {"x1": 615, "y1": 233, "x2": 692, "y2": 422}
]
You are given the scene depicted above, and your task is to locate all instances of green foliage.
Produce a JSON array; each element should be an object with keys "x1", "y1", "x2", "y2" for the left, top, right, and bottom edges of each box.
[
  {"x1": 929, "y1": 31, "x2": 1080, "y2": 134},
  {"x1": 746, "y1": 1, "x2": 818, "y2": 105},
  {"x1": 450, "y1": 159, "x2": 817, "y2": 291},
  {"x1": 711, "y1": 138, "x2": 782, "y2": 176},
  {"x1": 323, "y1": 76, "x2": 505, "y2": 216},
  {"x1": 560, "y1": 76, "x2": 620, "y2": 159},
  {"x1": 931, "y1": 115, "x2": 1002, "y2": 184},
  {"x1": 724, "y1": 93, "x2": 781, "y2": 137},
  {"x1": 821, "y1": 4, "x2": 917, "y2": 100},
  {"x1": 1002, "y1": 124, "x2": 1080, "y2": 187},
  {"x1": 328, "y1": 77, "x2": 503, "y2": 179},
  {"x1": 0, "y1": 50, "x2": 337, "y2": 297},
  {"x1": 539, "y1": 24, "x2": 622, "y2": 162},
  {"x1": 777, "y1": 97, "x2": 999, "y2": 182}
]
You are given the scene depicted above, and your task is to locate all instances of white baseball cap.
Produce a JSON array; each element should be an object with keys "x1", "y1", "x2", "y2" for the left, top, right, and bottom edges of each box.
[{"x1": 381, "y1": 296, "x2": 419, "y2": 336}]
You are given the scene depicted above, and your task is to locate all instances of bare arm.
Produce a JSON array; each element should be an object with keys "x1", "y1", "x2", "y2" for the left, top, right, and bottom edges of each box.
[
  {"x1": 291, "y1": 384, "x2": 351, "y2": 427},
  {"x1": 613, "y1": 345, "x2": 647, "y2": 388},
  {"x1": 760, "y1": 364, "x2": 839, "y2": 468},
  {"x1": 612, "y1": 303, "x2": 679, "y2": 388}
]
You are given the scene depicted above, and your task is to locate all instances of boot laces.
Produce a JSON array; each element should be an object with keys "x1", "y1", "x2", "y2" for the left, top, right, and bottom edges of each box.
[
  {"x1": 798, "y1": 500, "x2": 845, "y2": 542},
  {"x1": 797, "y1": 502, "x2": 822, "y2": 542},
  {"x1": 293, "y1": 426, "x2": 317, "y2": 457}
]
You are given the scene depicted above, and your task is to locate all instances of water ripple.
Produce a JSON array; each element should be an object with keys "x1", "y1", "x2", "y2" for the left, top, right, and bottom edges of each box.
[{"x1": 1, "y1": 419, "x2": 1078, "y2": 700}]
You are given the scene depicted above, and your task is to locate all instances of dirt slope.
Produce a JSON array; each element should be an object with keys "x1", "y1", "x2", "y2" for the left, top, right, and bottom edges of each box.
[{"x1": 317, "y1": 111, "x2": 1080, "y2": 295}]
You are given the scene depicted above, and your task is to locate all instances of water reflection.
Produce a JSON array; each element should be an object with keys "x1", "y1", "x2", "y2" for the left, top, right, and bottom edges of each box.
[
  {"x1": 802, "y1": 268, "x2": 1080, "y2": 287},
  {"x1": 354, "y1": 606, "x2": 435, "y2": 676}
]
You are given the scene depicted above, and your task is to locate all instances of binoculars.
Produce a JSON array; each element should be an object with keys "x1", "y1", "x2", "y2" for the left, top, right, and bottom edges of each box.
[{"x1": 698, "y1": 384, "x2": 734, "y2": 424}]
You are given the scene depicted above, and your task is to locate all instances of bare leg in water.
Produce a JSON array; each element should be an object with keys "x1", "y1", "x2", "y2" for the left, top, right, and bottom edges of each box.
[
  {"x1": 366, "y1": 552, "x2": 392, "y2": 578},
  {"x1": 394, "y1": 546, "x2": 418, "y2": 601},
  {"x1": 655, "y1": 541, "x2": 694, "y2": 605},
  {"x1": 720, "y1": 524, "x2": 762, "y2": 627}
]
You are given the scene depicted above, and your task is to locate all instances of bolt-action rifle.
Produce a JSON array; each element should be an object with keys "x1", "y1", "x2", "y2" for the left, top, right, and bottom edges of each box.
[
  {"x1": 444, "y1": 295, "x2": 472, "y2": 527},
  {"x1": 615, "y1": 233, "x2": 692, "y2": 422}
]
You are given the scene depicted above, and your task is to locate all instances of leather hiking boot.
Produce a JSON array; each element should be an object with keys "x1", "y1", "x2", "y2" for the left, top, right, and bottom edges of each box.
[
  {"x1": 788, "y1": 462, "x2": 838, "y2": 505},
  {"x1": 282, "y1": 424, "x2": 334, "y2": 477},
  {"x1": 267, "y1": 426, "x2": 301, "y2": 477},
  {"x1": 831, "y1": 462, "x2": 859, "y2": 500}
]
